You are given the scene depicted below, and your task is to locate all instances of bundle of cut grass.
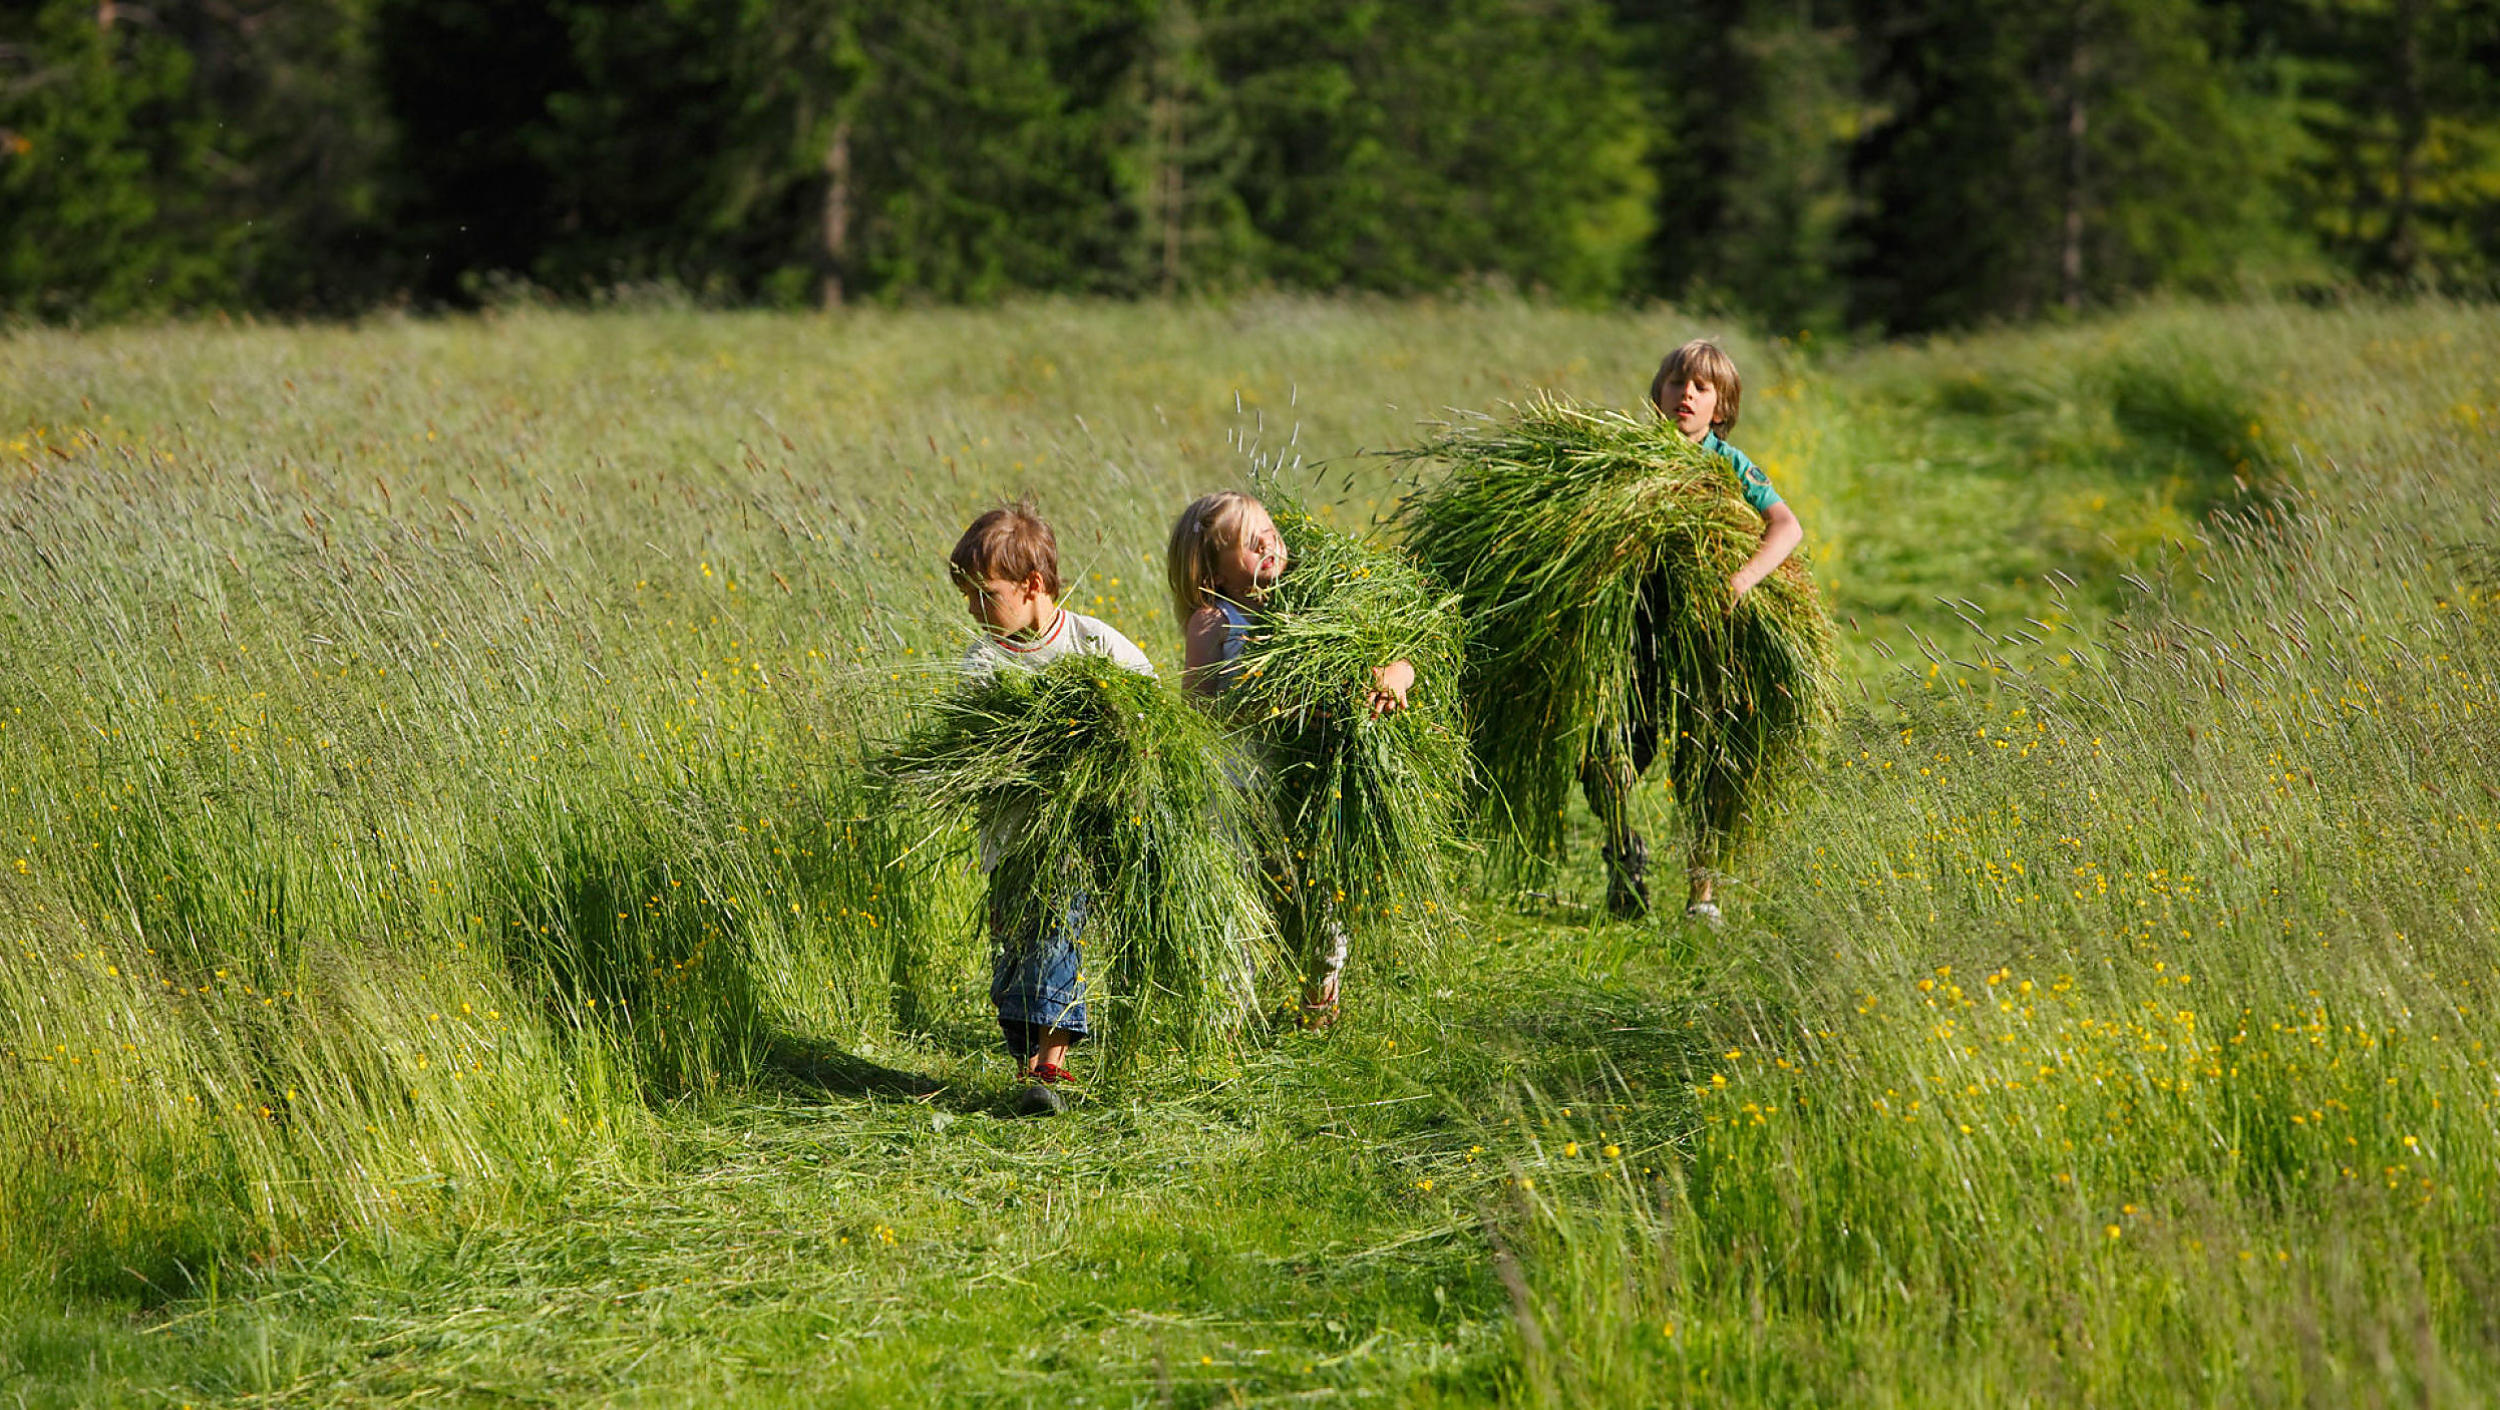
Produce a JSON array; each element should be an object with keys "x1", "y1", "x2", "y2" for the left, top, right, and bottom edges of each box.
[
  {"x1": 1221, "y1": 496, "x2": 1471, "y2": 958},
  {"x1": 1391, "y1": 395, "x2": 1837, "y2": 874},
  {"x1": 874, "y1": 656, "x2": 1273, "y2": 1067}
]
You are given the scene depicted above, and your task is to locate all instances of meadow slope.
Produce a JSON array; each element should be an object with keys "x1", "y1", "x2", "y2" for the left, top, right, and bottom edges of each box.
[{"x1": 3, "y1": 298, "x2": 2497, "y2": 1406}]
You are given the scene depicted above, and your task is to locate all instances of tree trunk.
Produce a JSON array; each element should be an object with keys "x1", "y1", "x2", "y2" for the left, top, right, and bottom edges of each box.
[
  {"x1": 2061, "y1": 10, "x2": 2089, "y2": 313},
  {"x1": 2387, "y1": 0, "x2": 2424, "y2": 280},
  {"x1": 1159, "y1": 90, "x2": 1183, "y2": 297},
  {"x1": 820, "y1": 120, "x2": 852, "y2": 311}
]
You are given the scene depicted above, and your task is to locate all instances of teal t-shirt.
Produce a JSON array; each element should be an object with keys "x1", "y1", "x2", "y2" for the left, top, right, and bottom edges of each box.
[{"x1": 1699, "y1": 430, "x2": 1782, "y2": 515}]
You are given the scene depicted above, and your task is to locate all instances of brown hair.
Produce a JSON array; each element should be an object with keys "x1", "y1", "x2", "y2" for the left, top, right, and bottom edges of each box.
[
  {"x1": 1165, "y1": 490, "x2": 1262, "y2": 622},
  {"x1": 1647, "y1": 338, "x2": 1743, "y2": 434},
  {"x1": 949, "y1": 502, "x2": 1063, "y2": 596}
]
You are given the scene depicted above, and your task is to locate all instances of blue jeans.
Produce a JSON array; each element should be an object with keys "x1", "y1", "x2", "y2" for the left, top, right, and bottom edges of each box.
[{"x1": 990, "y1": 885, "x2": 1089, "y2": 1059}]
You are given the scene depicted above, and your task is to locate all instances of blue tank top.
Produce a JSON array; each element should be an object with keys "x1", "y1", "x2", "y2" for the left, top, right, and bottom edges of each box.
[{"x1": 1208, "y1": 597, "x2": 1257, "y2": 693}]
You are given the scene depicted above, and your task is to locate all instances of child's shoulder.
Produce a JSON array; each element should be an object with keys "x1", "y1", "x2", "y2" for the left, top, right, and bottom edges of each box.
[
  {"x1": 1185, "y1": 598, "x2": 1254, "y2": 633},
  {"x1": 1699, "y1": 429, "x2": 1755, "y2": 467},
  {"x1": 1702, "y1": 431, "x2": 1782, "y2": 512},
  {"x1": 1065, "y1": 611, "x2": 1158, "y2": 677}
]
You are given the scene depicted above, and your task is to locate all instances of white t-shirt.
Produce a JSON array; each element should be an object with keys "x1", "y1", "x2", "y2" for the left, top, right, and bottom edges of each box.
[
  {"x1": 960, "y1": 609, "x2": 1156, "y2": 870},
  {"x1": 959, "y1": 608, "x2": 1157, "y2": 681}
]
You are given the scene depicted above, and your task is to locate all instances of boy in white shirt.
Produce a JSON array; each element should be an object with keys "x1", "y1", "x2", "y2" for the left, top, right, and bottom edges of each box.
[{"x1": 948, "y1": 504, "x2": 1155, "y2": 1114}]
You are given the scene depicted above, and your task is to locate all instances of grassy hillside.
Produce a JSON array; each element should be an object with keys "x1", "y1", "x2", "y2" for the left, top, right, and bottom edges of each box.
[{"x1": 3, "y1": 298, "x2": 2496, "y2": 1405}]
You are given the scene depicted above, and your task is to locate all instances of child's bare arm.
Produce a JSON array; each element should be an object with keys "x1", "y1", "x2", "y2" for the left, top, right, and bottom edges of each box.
[
  {"x1": 1181, "y1": 606, "x2": 1230, "y2": 695},
  {"x1": 1730, "y1": 502, "x2": 1803, "y2": 600}
]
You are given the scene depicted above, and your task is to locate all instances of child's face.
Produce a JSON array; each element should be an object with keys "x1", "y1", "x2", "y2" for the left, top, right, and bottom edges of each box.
[
  {"x1": 1213, "y1": 504, "x2": 1287, "y2": 602},
  {"x1": 960, "y1": 571, "x2": 1054, "y2": 638},
  {"x1": 1663, "y1": 376, "x2": 1721, "y2": 440}
]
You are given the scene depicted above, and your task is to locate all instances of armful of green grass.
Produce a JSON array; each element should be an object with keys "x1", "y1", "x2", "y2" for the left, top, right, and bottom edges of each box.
[
  {"x1": 1389, "y1": 394, "x2": 1837, "y2": 872},
  {"x1": 871, "y1": 656, "x2": 1281, "y2": 1065}
]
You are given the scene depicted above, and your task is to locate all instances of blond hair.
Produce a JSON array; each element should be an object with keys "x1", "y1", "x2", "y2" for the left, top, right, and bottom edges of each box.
[
  {"x1": 1165, "y1": 490, "x2": 1262, "y2": 622},
  {"x1": 1648, "y1": 339, "x2": 1743, "y2": 434}
]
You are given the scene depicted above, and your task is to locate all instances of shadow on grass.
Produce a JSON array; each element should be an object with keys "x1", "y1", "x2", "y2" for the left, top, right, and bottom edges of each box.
[
  {"x1": 2100, "y1": 354, "x2": 2282, "y2": 518},
  {"x1": 1921, "y1": 351, "x2": 2276, "y2": 505},
  {"x1": 1838, "y1": 350, "x2": 2288, "y2": 631},
  {"x1": 762, "y1": 1037, "x2": 956, "y2": 1102}
]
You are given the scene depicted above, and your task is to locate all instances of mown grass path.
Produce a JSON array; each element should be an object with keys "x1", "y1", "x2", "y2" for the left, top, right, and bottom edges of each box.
[{"x1": 21, "y1": 906, "x2": 1709, "y2": 1406}]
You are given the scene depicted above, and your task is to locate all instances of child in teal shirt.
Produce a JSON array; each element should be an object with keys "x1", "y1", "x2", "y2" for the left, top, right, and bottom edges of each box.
[{"x1": 1583, "y1": 339, "x2": 1805, "y2": 923}]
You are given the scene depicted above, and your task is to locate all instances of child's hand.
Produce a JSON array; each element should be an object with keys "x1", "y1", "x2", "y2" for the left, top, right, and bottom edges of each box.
[{"x1": 1367, "y1": 659, "x2": 1416, "y2": 716}]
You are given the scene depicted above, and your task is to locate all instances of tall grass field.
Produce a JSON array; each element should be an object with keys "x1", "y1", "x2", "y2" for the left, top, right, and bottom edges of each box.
[{"x1": 4, "y1": 298, "x2": 2498, "y2": 1405}]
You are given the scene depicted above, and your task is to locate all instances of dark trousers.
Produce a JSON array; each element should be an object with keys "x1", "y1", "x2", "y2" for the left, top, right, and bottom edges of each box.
[{"x1": 1581, "y1": 572, "x2": 1734, "y2": 876}]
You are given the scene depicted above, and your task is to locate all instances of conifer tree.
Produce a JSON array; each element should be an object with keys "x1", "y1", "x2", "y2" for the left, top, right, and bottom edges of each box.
[
  {"x1": 1614, "y1": 0, "x2": 1865, "y2": 331},
  {"x1": 2263, "y1": 0, "x2": 2500, "y2": 286},
  {"x1": 1847, "y1": 0, "x2": 2282, "y2": 328},
  {"x1": 0, "y1": 0, "x2": 229, "y2": 317}
]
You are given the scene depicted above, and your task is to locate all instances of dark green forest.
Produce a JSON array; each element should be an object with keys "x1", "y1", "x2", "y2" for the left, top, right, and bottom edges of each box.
[{"x1": 3, "y1": 0, "x2": 2495, "y2": 330}]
